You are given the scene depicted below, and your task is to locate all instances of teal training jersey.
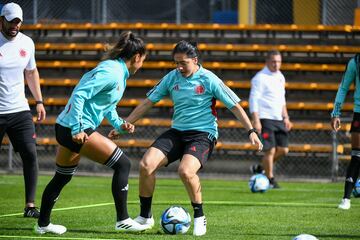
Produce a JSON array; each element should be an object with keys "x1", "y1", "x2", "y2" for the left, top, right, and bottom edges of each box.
[
  {"x1": 147, "y1": 65, "x2": 240, "y2": 139},
  {"x1": 331, "y1": 55, "x2": 360, "y2": 117},
  {"x1": 57, "y1": 59, "x2": 129, "y2": 135}
]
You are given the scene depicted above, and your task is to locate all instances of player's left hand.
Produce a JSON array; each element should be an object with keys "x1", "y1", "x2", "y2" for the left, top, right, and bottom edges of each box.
[
  {"x1": 284, "y1": 118, "x2": 292, "y2": 131},
  {"x1": 249, "y1": 132, "x2": 263, "y2": 152},
  {"x1": 36, "y1": 103, "x2": 46, "y2": 121},
  {"x1": 121, "y1": 122, "x2": 135, "y2": 133}
]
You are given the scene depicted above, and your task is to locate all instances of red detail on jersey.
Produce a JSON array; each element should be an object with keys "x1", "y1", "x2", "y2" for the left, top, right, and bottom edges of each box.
[
  {"x1": 19, "y1": 49, "x2": 27, "y2": 57},
  {"x1": 173, "y1": 84, "x2": 179, "y2": 91},
  {"x1": 262, "y1": 132, "x2": 269, "y2": 139},
  {"x1": 211, "y1": 98, "x2": 217, "y2": 117},
  {"x1": 353, "y1": 121, "x2": 360, "y2": 127},
  {"x1": 66, "y1": 104, "x2": 72, "y2": 114},
  {"x1": 195, "y1": 85, "x2": 204, "y2": 94},
  {"x1": 190, "y1": 146, "x2": 197, "y2": 152},
  {"x1": 32, "y1": 133, "x2": 37, "y2": 139}
]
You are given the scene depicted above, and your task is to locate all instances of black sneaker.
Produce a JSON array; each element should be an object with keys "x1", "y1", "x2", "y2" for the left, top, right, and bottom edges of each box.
[
  {"x1": 24, "y1": 207, "x2": 40, "y2": 218},
  {"x1": 250, "y1": 164, "x2": 264, "y2": 174},
  {"x1": 269, "y1": 178, "x2": 280, "y2": 189}
]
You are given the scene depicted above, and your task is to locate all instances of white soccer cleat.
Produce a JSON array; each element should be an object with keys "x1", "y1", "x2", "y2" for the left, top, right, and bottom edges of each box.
[
  {"x1": 193, "y1": 216, "x2": 207, "y2": 236},
  {"x1": 338, "y1": 198, "x2": 351, "y2": 210},
  {"x1": 115, "y1": 217, "x2": 150, "y2": 232},
  {"x1": 134, "y1": 215, "x2": 155, "y2": 228},
  {"x1": 34, "y1": 223, "x2": 67, "y2": 235}
]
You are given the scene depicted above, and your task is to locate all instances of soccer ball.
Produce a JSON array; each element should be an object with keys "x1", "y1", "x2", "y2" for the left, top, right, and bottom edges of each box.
[
  {"x1": 352, "y1": 179, "x2": 360, "y2": 197},
  {"x1": 293, "y1": 234, "x2": 318, "y2": 240},
  {"x1": 160, "y1": 206, "x2": 191, "y2": 234},
  {"x1": 248, "y1": 174, "x2": 270, "y2": 193}
]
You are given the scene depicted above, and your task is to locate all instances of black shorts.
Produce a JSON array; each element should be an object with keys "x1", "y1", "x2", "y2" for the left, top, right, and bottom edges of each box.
[
  {"x1": 151, "y1": 128, "x2": 216, "y2": 168},
  {"x1": 55, "y1": 123, "x2": 95, "y2": 153},
  {"x1": 0, "y1": 111, "x2": 36, "y2": 152},
  {"x1": 260, "y1": 119, "x2": 289, "y2": 151},
  {"x1": 350, "y1": 112, "x2": 360, "y2": 133}
]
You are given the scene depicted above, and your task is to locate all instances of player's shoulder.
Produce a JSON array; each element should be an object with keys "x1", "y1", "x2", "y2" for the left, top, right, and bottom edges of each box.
[
  {"x1": 200, "y1": 67, "x2": 220, "y2": 82},
  {"x1": 17, "y1": 32, "x2": 34, "y2": 45}
]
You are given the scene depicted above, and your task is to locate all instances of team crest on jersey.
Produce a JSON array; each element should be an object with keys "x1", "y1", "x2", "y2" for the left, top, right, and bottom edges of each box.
[
  {"x1": 19, "y1": 49, "x2": 27, "y2": 57},
  {"x1": 195, "y1": 85, "x2": 205, "y2": 94}
]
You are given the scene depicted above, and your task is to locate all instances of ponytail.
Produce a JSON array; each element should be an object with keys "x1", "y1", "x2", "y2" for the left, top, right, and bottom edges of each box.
[{"x1": 103, "y1": 31, "x2": 146, "y2": 61}]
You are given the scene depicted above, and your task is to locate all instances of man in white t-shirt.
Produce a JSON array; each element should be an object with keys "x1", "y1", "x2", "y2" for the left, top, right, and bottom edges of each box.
[
  {"x1": 249, "y1": 50, "x2": 292, "y2": 188},
  {"x1": 0, "y1": 2, "x2": 46, "y2": 217}
]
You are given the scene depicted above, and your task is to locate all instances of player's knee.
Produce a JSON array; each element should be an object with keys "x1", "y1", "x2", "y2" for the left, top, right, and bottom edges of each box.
[
  {"x1": 54, "y1": 165, "x2": 77, "y2": 186},
  {"x1": 178, "y1": 167, "x2": 195, "y2": 182},
  {"x1": 278, "y1": 147, "x2": 289, "y2": 156},
  {"x1": 265, "y1": 147, "x2": 276, "y2": 156},
  {"x1": 139, "y1": 159, "x2": 156, "y2": 177},
  {"x1": 108, "y1": 147, "x2": 131, "y2": 172},
  {"x1": 18, "y1": 143, "x2": 37, "y2": 161}
]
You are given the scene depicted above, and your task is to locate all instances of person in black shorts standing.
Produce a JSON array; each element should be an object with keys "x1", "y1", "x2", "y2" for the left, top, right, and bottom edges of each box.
[
  {"x1": 249, "y1": 50, "x2": 292, "y2": 188},
  {"x1": 0, "y1": 2, "x2": 46, "y2": 218}
]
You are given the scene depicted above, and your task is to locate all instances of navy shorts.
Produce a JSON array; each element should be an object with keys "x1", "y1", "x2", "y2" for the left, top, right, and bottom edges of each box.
[
  {"x1": 151, "y1": 128, "x2": 216, "y2": 168},
  {"x1": 350, "y1": 112, "x2": 360, "y2": 133},
  {"x1": 260, "y1": 119, "x2": 289, "y2": 151},
  {"x1": 55, "y1": 123, "x2": 95, "y2": 153},
  {"x1": 0, "y1": 111, "x2": 36, "y2": 152}
]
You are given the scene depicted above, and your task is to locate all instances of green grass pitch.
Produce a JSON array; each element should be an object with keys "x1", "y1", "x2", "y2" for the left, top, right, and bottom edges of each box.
[{"x1": 0, "y1": 174, "x2": 358, "y2": 240}]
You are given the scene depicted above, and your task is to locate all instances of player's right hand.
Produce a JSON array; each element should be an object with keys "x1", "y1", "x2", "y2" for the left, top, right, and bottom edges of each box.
[
  {"x1": 331, "y1": 117, "x2": 341, "y2": 132},
  {"x1": 72, "y1": 132, "x2": 89, "y2": 144}
]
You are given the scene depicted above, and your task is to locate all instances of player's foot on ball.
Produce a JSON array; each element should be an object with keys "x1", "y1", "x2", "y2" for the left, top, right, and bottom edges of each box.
[
  {"x1": 24, "y1": 206, "x2": 40, "y2": 218},
  {"x1": 134, "y1": 215, "x2": 155, "y2": 228},
  {"x1": 269, "y1": 178, "x2": 280, "y2": 189},
  {"x1": 115, "y1": 217, "x2": 150, "y2": 232},
  {"x1": 193, "y1": 216, "x2": 207, "y2": 236},
  {"x1": 34, "y1": 223, "x2": 67, "y2": 235},
  {"x1": 338, "y1": 198, "x2": 350, "y2": 210}
]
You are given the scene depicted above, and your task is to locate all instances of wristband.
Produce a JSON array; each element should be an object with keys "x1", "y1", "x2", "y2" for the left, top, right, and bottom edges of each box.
[
  {"x1": 36, "y1": 100, "x2": 43, "y2": 105},
  {"x1": 248, "y1": 128, "x2": 257, "y2": 137}
]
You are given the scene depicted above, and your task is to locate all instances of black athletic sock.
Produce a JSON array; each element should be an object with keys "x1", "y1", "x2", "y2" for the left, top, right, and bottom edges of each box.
[
  {"x1": 343, "y1": 153, "x2": 360, "y2": 199},
  {"x1": 38, "y1": 166, "x2": 75, "y2": 227},
  {"x1": 107, "y1": 148, "x2": 131, "y2": 221},
  {"x1": 139, "y1": 196, "x2": 153, "y2": 218},
  {"x1": 19, "y1": 143, "x2": 38, "y2": 204},
  {"x1": 192, "y1": 202, "x2": 204, "y2": 218}
]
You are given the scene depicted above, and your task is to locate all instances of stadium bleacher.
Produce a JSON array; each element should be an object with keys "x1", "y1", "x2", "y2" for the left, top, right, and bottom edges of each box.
[{"x1": 3, "y1": 22, "x2": 352, "y2": 176}]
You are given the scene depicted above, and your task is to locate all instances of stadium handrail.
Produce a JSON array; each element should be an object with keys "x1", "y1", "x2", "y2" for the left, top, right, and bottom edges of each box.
[
  {"x1": 35, "y1": 42, "x2": 360, "y2": 54},
  {"x1": 22, "y1": 22, "x2": 359, "y2": 33},
  {"x1": 38, "y1": 78, "x2": 352, "y2": 91},
  {"x1": 36, "y1": 60, "x2": 346, "y2": 72},
  {"x1": 30, "y1": 116, "x2": 351, "y2": 132},
  {"x1": 1, "y1": 137, "x2": 344, "y2": 154},
  {"x1": 27, "y1": 97, "x2": 354, "y2": 112}
]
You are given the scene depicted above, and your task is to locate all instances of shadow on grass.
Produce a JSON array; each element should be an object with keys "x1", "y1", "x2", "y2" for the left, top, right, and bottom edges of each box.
[
  {"x1": 0, "y1": 227, "x2": 164, "y2": 236},
  {"x1": 244, "y1": 232, "x2": 360, "y2": 239},
  {"x1": 1, "y1": 228, "x2": 359, "y2": 239}
]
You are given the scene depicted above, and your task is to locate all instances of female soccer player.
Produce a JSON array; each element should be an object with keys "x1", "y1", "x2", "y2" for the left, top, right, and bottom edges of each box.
[
  {"x1": 112, "y1": 40, "x2": 263, "y2": 236},
  {"x1": 331, "y1": 54, "x2": 360, "y2": 210},
  {"x1": 34, "y1": 31, "x2": 149, "y2": 235}
]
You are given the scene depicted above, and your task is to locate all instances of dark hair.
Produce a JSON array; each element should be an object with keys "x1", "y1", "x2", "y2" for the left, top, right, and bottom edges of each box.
[
  {"x1": 266, "y1": 50, "x2": 281, "y2": 60},
  {"x1": 103, "y1": 31, "x2": 146, "y2": 60},
  {"x1": 172, "y1": 40, "x2": 199, "y2": 58}
]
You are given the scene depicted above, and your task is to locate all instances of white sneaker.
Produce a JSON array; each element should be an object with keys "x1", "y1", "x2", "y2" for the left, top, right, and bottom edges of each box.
[
  {"x1": 193, "y1": 216, "x2": 207, "y2": 236},
  {"x1": 34, "y1": 223, "x2": 67, "y2": 235},
  {"x1": 134, "y1": 215, "x2": 155, "y2": 228},
  {"x1": 338, "y1": 198, "x2": 351, "y2": 210},
  {"x1": 115, "y1": 217, "x2": 150, "y2": 232}
]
